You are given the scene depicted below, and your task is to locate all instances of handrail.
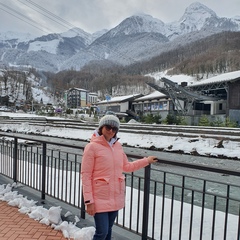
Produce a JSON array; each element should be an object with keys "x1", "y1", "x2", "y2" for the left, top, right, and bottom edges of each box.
[
  {"x1": 126, "y1": 153, "x2": 240, "y2": 177},
  {"x1": 2, "y1": 132, "x2": 240, "y2": 177}
]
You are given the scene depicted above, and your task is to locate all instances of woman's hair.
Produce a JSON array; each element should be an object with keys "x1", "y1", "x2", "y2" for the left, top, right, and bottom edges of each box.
[{"x1": 98, "y1": 126, "x2": 103, "y2": 135}]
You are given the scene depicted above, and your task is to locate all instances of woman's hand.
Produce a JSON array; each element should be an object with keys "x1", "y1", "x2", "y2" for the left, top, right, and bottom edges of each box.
[
  {"x1": 86, "y1": 203, "x2": 95, "y2": 216},
  {"x1": 147, "y1": 156, "x2": 158, "y2": 164}
]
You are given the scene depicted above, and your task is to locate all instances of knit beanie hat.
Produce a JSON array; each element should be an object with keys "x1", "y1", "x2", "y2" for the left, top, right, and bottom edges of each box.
[{"x1": 99, "y1": 115, "x2": 120, "y2": 130}]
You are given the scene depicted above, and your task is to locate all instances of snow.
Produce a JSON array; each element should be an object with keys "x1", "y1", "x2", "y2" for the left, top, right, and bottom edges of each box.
[
  {"x1": 147, "y1": 70, "x2": 196, "y2": 84},
  {"x1": 148, "y1": 70, "x2": 240, "y2": 87},
  {"x1": 60, "y1": 28, "x2": 84, "y2": 38},
  {"x1": 108, "y1": 13, "x2": 165, "y2": 37},
  {"x1": 31, "y1": 86, "x2": 55, "y2": 104},
  {"x1": 60, "y1": 28, "x2": 92, "y2": 45},
  {"x1": 0, "y1": 112, "x2": 239, "y2": 239},
  {"x1": 0, "y1": 112, "x2": 240, "y2": 160},
  {"x1": 0, "y1": 31, "x2": 36, "y2": 42},
  {"x1": 0, "y1": 69, "x2": 57, "y2": 106},
  {"x1": 131, "y1": 13, "x2": 165, "y2": 32},
  {"x1": 98, "y1": 94, "x2": 141, "y2": 104},
  {"x1": 189, "y1": 70, "x2": 240, "y2": 86},
  {"x1": 28, "y1": 39, "x2": 60, "y2": 54},
  {"x1": 179, "y1": 2, "x2": 217, "y2": 31},
  {"x1": 136, "y1": 90, "x2": 166, "y2": 100}
]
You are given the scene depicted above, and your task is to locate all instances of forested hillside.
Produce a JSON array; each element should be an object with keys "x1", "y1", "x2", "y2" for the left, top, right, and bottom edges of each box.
[
  {"x1": 127, "y1": 31, "x2": 240, "y2": 76},
  {"x1": 45, "y1": 31, "x2": 240, "y2": 96}
]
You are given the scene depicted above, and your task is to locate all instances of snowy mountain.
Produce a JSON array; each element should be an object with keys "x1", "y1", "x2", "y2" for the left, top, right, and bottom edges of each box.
[
  {"x1": 0, "y1": 2, "x2": 240, "y2": 72},
  {"x1": 0, "y1": 31, "x2": 36, "y2": 43},
  {"x1": 104, "y1": 13, "x2": 165, "y2": 37}
]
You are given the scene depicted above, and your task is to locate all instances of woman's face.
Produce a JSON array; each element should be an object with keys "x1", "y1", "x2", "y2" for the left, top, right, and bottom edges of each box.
[{"x1": 102, "y1": 125, "x2": 118, "y2": 141}]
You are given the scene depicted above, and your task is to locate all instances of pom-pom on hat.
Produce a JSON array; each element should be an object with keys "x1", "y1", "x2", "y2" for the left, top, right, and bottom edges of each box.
[{"x1": 99, "y1": 115, "x2": 120, "y2": 130}]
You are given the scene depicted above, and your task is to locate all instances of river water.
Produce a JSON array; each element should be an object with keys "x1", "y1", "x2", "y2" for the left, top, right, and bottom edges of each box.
[{"x1": 124, "y1": 146, "x2": 240, "y2": 215}]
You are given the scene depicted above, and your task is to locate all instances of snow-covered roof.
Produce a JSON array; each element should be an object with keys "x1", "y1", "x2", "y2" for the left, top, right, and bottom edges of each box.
[
  {"x1": 89, "y1": 92, "x2": 98, "y2": 96},
  {"x1": 148, "y1": 70, "x2": 240, "y2": 88},
  {"x1": 188, "y1": 70, "x2": 240, "y2": 87},
  {"x1": 134, "y1": 91, "x2": 166, "y2": 101},
  {"x1": 69, "y1": 87, "x2": 88, "y2": 92},
  {"x1": 97, "y1": 94, "x2": 142, "y2": 104}
]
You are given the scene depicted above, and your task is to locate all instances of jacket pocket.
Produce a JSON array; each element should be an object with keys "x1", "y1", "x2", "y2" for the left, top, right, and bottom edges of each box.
[
  {"x1": 93, "y1": 177, "x2": 110, "y2": 200},
  {"x1": 119, "y1": 176, "x2": 126, "y2": 193}
]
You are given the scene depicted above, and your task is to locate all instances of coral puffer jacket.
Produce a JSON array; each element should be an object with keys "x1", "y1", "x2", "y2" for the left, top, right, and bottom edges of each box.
[{"x1": 81, "y1": 133, "x2": 149, "y2": 213}]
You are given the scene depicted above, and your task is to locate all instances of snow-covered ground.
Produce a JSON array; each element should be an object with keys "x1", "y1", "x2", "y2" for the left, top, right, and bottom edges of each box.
[{"x1": 0, "y1": 112, "x2": 240, "y2": 160}]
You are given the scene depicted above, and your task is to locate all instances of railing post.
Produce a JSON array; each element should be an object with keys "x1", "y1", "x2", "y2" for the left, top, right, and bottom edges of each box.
[
  {"x1": 142, "y1": 165, "x2": 151, "y2": 240},
  {"x1": 238, "y1": 204, "x2": 240, "y2": 240},
  {"x1": 41, "y1": 142, "x2": 47, "y2": 201},
  {"x1": 80, "y1": 190, "x2": 86, "y2": 219},
  {"x1": 13, "y1": 137, "x2": 18, "y2": 182}
]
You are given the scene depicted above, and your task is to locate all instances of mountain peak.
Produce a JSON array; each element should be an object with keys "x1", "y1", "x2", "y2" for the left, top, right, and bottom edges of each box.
[
  {"x1": 130, "y1": 13, "x2": 164, "y2": 25},
  {"x1": 233, "y1": 15, "x2": 240, "y2": 20},
  {"x1": 184, "y1": 2, "x2": 217, "y2": 17},
  {"x1": 108, "y1": 13, "x2": 165, "y2": 37},
  {"x1": 179, "y1": 2, "x2": 217, "y2": 31},
  {"x1": 60, "y1": 28, "x2": 90, "y2": 39}
]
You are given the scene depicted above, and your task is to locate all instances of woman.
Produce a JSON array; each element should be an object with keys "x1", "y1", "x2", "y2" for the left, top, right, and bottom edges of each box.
[{"x1": 81, "y1": 115, "x2": 157, "y2": 240}]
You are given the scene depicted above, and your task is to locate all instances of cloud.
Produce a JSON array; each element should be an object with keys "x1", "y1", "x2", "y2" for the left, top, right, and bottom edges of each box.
[{"x1": 1, "y1": 0, "x2": 240, "y2": 36}]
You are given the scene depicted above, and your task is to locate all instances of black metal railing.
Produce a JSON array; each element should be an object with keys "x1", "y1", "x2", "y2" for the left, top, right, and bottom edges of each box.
[{"x1": 0, "y1": 132, "x2": 239, "y2": 240}]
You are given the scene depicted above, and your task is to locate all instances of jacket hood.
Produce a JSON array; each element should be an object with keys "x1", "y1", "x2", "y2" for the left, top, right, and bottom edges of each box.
[{"x1": 90, "y1": 129, "x2": 119, "y2": 146}]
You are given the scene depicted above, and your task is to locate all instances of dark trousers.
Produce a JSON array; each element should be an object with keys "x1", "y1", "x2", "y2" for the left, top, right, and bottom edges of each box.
[{"x1": 93, "y1": 210, "x2": 118, "y2": 240}]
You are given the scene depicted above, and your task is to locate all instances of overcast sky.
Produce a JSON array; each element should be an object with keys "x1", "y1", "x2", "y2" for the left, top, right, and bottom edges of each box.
[{"x1": 0, "y1": 0, "x2": 239, "y2": 37}]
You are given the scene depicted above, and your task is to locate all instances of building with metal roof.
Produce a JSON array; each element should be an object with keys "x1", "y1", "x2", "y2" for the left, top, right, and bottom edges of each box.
[{"x1": 146, "y1": 70, "x2": 240, "y2": 124}]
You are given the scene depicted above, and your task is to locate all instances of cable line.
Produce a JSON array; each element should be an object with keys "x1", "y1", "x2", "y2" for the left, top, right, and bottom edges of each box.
[
  {"x1": 25, "y1": 0, "x2": 79, "y2": 31},
  {"x1": 18, "y1": 0, "x2": 73, "y2": 32},
  {"x1": 19, "y1": 0, "x2": 137, "y2": 64},
  {"x1": 2, "y1": 0, "x2": 137, "y2": 66},
  {"x1": 0, "y1": 6, "x2": 48, "y2": 34},
  {"x1": 0, "y1": 2, "x2": 55, "y2": 34}
]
